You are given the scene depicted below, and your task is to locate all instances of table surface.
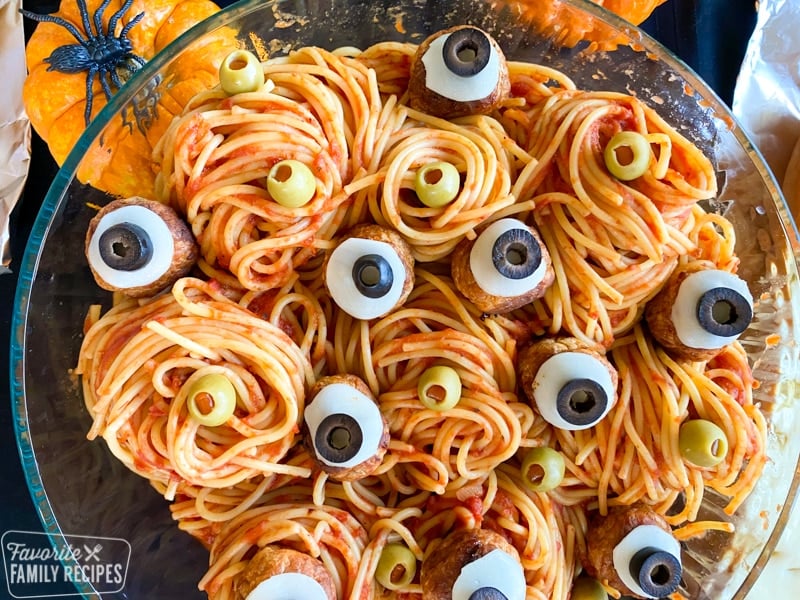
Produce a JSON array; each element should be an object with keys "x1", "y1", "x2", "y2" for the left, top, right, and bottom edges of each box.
[{"x1": 0, "y1": 0, "x2": 761, "y2": 598}]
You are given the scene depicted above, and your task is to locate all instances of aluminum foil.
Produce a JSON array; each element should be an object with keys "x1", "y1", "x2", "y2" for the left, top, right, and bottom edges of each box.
[
  {"x1": 732, "y1": 0, "x2": 800, "y2": 200},
  {"x1": 732, "y1": 1, "x2": 800, "y2": 594},
  {"x1": 0, "y1": 0, "x2": 31, "y2": 275}
]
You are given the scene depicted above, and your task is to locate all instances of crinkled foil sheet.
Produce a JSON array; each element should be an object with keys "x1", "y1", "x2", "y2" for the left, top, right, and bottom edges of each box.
[
  {"x1": 732, "y1": 1, "x2": 800, "y2": 594},
  {"x1": 732, "y1": 0, "x2": 800, "y2": 215},
  {"x1": 0, "y1": 0, "x2": 31, "y2": 275}
]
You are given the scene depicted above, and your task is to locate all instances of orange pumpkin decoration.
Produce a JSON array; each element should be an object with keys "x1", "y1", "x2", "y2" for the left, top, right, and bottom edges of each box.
[
  {"x1": 593, "y1": 0, "x2": 667, "y2": 25},
  {"x1": 23, "y1": 0, "x2": 238, "y2": 198},
  {"x1": 512, "y1": 0, "x2": 668, "y2": 51}
]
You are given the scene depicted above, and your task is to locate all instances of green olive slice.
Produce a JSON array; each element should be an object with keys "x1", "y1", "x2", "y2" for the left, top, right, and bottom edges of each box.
[
  {"x1": 376, "y1": 543, "x2": 417, "y2": 590},
  {"x1": 418, "y1": 365, "x2": 462, "y2": 411},
  {"x1": 679, "y1": 419, "x2": 728, "y2": 467},
  {"x1": 186, "y1": 373, "x2": 237, "y2": 427},
  {"x1": 219, "y1": 49, "x2": 265, "y2": 95},
  {"x1": 520, "y1": 446, "x2": 565, "y2": 493},
  {"x1": 603, "y1": 131, "x2": 650, "y2": 181}
]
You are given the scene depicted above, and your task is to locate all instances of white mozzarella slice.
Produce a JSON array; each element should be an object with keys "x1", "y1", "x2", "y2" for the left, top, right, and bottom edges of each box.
[
  {"x1": 245, "y1": 572, "x2": 329, "y2": 600},
  {"x1": 421, "y1": 33, "x2": 501, "y2": 102},
  {"x1": 87, "y1": 205, "x2": 174, "y2": 289},
  {"x1": 612, "y1": 525, "x2": 681, "y2": 600},
  {"x1": 452, "y1": 549, "x2": 526, "y2": 600},
  {"x1": 304, "y1": 383, "x2": 384, "y2": 469},
  {"x1": 326, "y1": 238, "x2": 407, "y2": 320},
  {"x1": 469, "y1": 219, "x2": 548, "y2": 298},
  {"x1": 531, "y1": 351, "x2": 616, "y2": 431},
  {"x1": 671, "y1": 270, "x2": 753, "y2": 350}
]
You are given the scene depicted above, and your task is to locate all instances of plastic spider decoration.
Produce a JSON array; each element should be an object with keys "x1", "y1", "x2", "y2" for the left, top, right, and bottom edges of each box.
[{"x1": 22, "y1": 0, "x2": 146, "y2": 125}]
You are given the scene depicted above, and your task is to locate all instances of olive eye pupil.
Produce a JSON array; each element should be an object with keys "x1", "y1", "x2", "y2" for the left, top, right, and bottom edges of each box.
[
  {"x1": 390, "y1": 564, "x2": 407, "y2": 585},
  {"x1": 467, "y1": 587, "x2": 508, "y2": 600},
  {"x1": 424, "y1": 168, "x2": 444, "y2": 185},
  {"x1": 358, "y1": 264, "x2": 382, "y2": 287},
  {"x1": 426, "y1": 384, "x2": 447, "y2": 405},
  {"x1": 273, "y1": 163, "x2": 292, "y2": 182},
  {"x1": 695, "y1": 286, "x2": 752, "y2": 338},
  {"x1": 112, "y1": 241, "x2": 129, "y2": 258},
  {"x1": 442, "y1": 27, "x2": 492, "y2": 77},
  {"x1": 710, "y1": 439, "x2": 722, "y2": 457},
  {"x1": 650, "y1": 564, "x2": 671, "y2": 586},
  {"x1": 228, "y1": 58, "x2": 248, "y2": 71},
  {"x1": 614, "y1": 144, "x2": 635, "y2": 166},
  {"x1": 569, "y1": 389, "x2": 596, "y2": 414},
  {"x1": 505, "y1": 242, "x2": 527, "y2": 266},
  {"x1": 455, "y1": 41, "x2": 478, "y2": 64},
  {"x1": 628, "y1": 547, "x2": 681, "y2": 597},
  {"x1": 328, "y1": 426, "x2": 351, "y2": 450},
  {"x1": 555, "y1": 377, "x2": 609, "y2": 428},
  {"x1": 491, "y1": 228, "x2": 541, "y2": 280},
  {"x1": 315, "y1": 413, "x2": 363, "y2": 464},
  {"x1": 98, "y1": 222, "x2": 153, "y2": 271},
  {"x1": 352, "y1": 254, "x2": 394, "y2": 299},
  {"x1": 194, "y1": 391, "x2": 215, "y2": 415},
  {"x1": 712, "y1": 299, "x2": 736, "y2": 325},
  {"x1": 525, "y1": 463, "x2": 545, "y2": 486}
]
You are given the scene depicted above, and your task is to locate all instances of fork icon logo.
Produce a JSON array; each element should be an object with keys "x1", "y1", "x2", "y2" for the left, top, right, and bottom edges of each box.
[{"x1": 83, "y1": 544, "x2": 102, "y2": 562}]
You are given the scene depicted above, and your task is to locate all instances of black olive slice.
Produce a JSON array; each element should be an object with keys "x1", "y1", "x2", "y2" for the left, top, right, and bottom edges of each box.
[
  {"x1": 97, "y1": 222, "x2": 153, "y2": 271},
  {"x1": 629, "y1": 548, "x2": 682, "y2": 598},
  {"x1": 314, "y1": 413, "x2": 363, "y2": 464},
  {"x1": 491, "y1": 228, "x2": 541, "y2": 280},
  {"x1": 468, "y1": 588, "x2": 508, "y2": 600},
  {"x1": 695, "y1": 287, "x2": 753, "y2": 337},
  {"x1": 442, "y1": 27, "x2": 492, "y2": 77},
  {"x1": 556, "y1": 378, "x2": 609, "y2": 427},
  {"x1": 352, "y1": 254, "x2": 394, "y2": 299}
]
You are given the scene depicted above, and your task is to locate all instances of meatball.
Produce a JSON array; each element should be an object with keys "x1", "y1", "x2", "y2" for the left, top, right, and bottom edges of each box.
[
  {"x1": 408, "y1": 25, "x2": 510, "y2": 119},
  {"x1": 323, "y1": 224, "x2": 415, "y2": 321},
  {"x1": 584, "y1": 505, "x2": 682, "y2": 599},
  {"x1": 451, "y1": 218, "x2": 553, "y2": 314},
  {"x1": 302, "y1": 374, "x2": 390, "y2": 481},
  {"x1": 234, "y1": 545, "x2": 336, "y2": 600},
  {"x1": 84, "y1": 196, "x2": 197, "y2": 298},
  {"x1": 421, "y1": 528, "x2": 525, "y2": 600},
  {"x1": 645, "y1": 263, "x2": 753, "y2": 362},
  {"x1": 518, "y1": 337, "x2": 618, "y2": 431}
]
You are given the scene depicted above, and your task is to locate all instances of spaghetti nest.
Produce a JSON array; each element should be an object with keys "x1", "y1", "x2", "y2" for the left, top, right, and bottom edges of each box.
[
  {"x1": 197, "y1": 482, "x2": 370, "y2": 600},
  {"x1": 77, "y1": 278, "x2": 314, "y2": 497},
  {"x1": 545, "y1": 325, "x2": 766, "y2": 525},
  {"x1": 154, "y1": 47, "x2": 383, "y2": 291},
  {"x1": 501, "y1": 78, "x2": 718, "y2": 345}
]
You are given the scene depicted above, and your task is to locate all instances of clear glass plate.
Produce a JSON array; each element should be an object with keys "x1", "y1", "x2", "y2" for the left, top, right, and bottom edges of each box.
[{"x1": 10, "y1": 0, "x2": 800, "y2": 598}]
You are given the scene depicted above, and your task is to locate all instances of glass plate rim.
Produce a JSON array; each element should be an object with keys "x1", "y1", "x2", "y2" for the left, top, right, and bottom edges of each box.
[{"x1": 9, "y1": 0, "x2": 800, "y2": 598}]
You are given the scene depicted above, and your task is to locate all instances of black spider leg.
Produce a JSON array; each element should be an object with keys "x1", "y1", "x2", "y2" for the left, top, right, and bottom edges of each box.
[
  {"x1": 110, "y1": 68, "x2": 125, "y2": 90},
  {"x1": 117, "y1": 55, "x2": 146, "y2": 76},
  {"x1": 19, "y1": 10, "x2": 87, "y2": 44},
  {"x1": 119, "y1": 11, "x2": 145, "y2": 42},
  {"x1": 99, "y1": 67, "x2": 116, "y2": 100},
  {"x1": 108, "y1": 0, "x2": 141, "y2": 37},
  {"x1": 84, "y1": 65, "x2": 99, "y2": 124},
  {"x1": 74, "y1": 0, "x2": 95, "y2": 43},
  {"x1": 93, "y1": 0, "x2": 114, "y2": 36}
]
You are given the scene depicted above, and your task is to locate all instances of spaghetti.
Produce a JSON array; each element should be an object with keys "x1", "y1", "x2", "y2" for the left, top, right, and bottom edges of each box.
[{"x1": 76, "y1": 30, "x2": 766, "y2": 600}]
